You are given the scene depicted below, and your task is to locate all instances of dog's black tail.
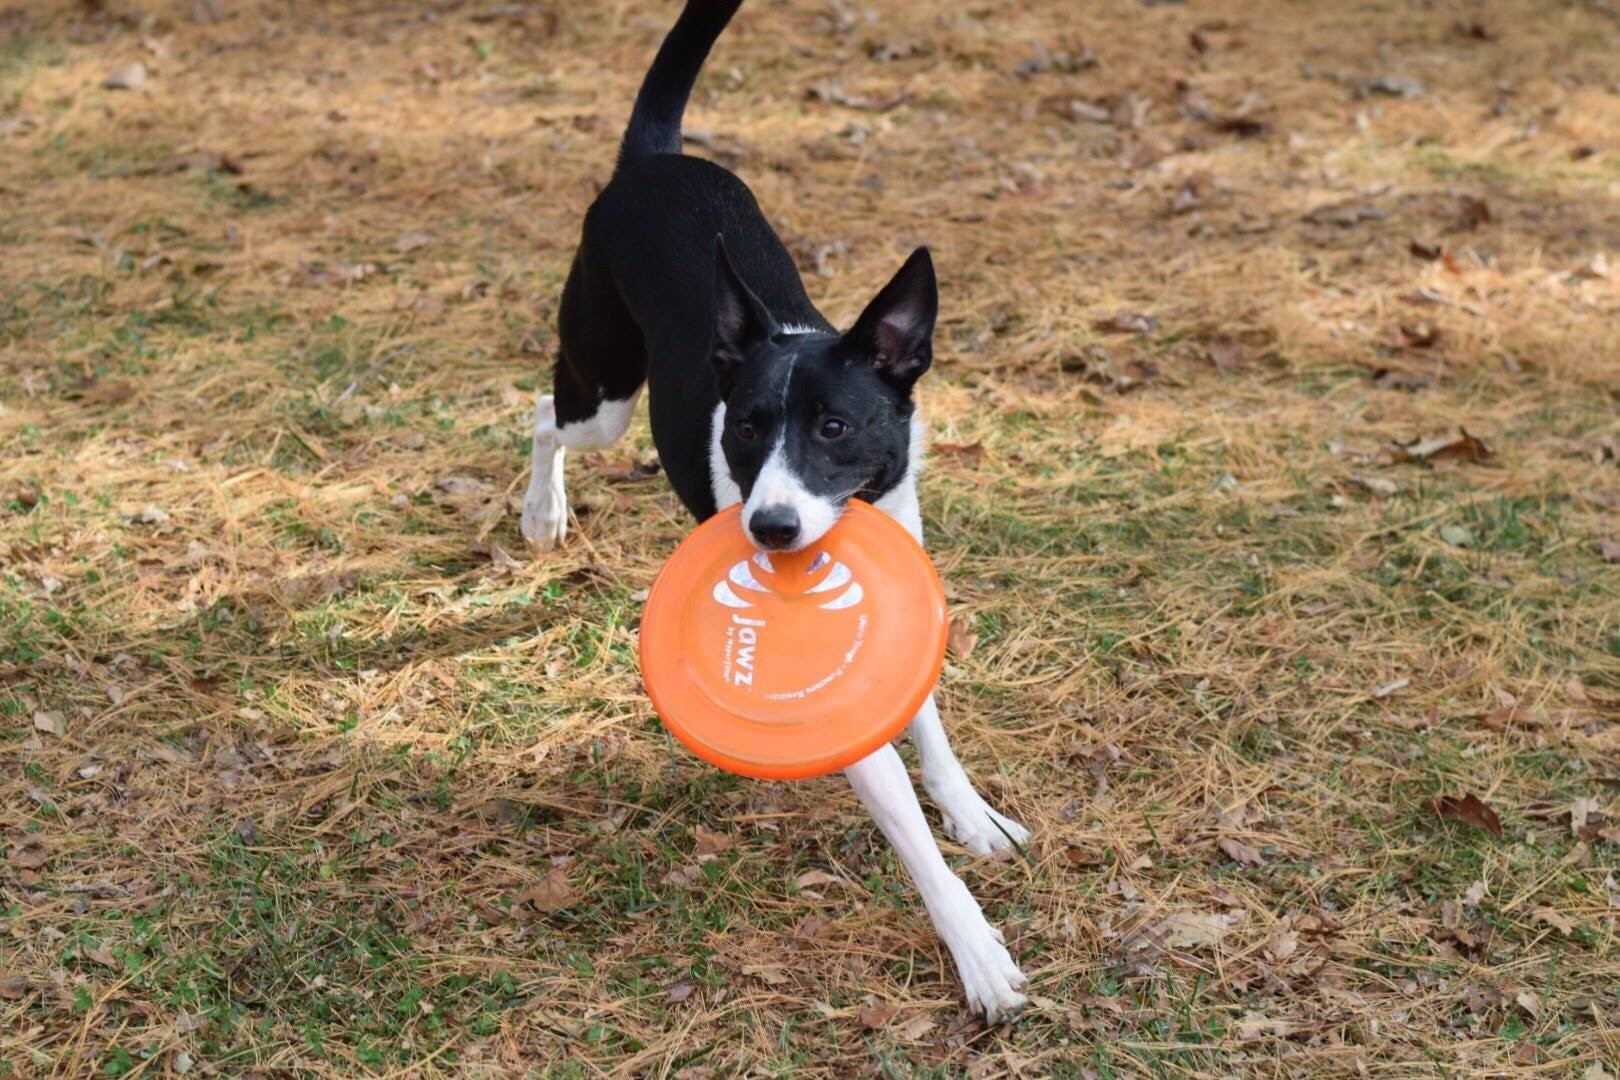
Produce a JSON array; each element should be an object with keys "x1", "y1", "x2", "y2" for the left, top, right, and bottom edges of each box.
[{"x1": 617, "y1": 0, "x2": 743, "y2": 171}]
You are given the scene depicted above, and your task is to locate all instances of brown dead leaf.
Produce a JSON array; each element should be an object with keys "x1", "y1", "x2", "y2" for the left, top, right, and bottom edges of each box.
[
  {"x1": 947, "y1": 614, "x2": 979, "y2": 659},
  {"x1": 1392, "y1": 428, "x2": 1491, "y2": 465},
  {"x1": 1092, "y1": 311, "x2": 1160, "y2": 336},
  {"x1": 858, "y1": 1004, "x2": 897, "y2": 1029},
  {"x1": 932, "y1": 441, "x2": 985, "y2": 466},
  {"x1": 9, "y1": 840, "x2": 47, "y2": 869},
  {"x1": 1458, "y1": 195, "x2": 1492, "y2": 229},
  {"x1": 666, "y1": 980, "x2": 696, "y2": 1003},
  {"x1": 85, "y1": 943, "x2": 120, "y2": 969},
  {"x1": 0, "y1": 974, "x2": 33, "y2": 1000},
  {"x1": 1531, "y1": 906, "x2": 1574, "y2": 935},
  {"x1": 32, "y1": 710, "x2": 65, "y2": 737},
  {"x1": 793, "y1": 869, "x2": 842, "y2": 890},
  {"x1": 1399, "y1": 322, "x2": 1440, "y2": 349},
  {"x1": 1265, "y1": 929, "x2": 1298, "y2": 962},
  {"x1": 1432, "y1": 793, "x2": 1503, "y2": 838},
  {"x1": 1217, "y1": 836, "x2": 1265, "y2": 866},
  {"x1": 1408, "y1": 238, "x2": 1442, "y2": 260},
  {"x1": 1595, "y1": 539, "x2": 1620, "y2": 563},
  {"x1": 694, "y1": 826, "x2": 734, "y2": 857},
  {"x1": 742, "y1": 962, "x2": 789, "y2": 985},
  {"x1": 516, "y1": 867, "x2": 580, "y2": 912},
  {"x1": 892, "y1": 1014, "x2": 937, "y2": 1041},
  {"x1": 804, "y1": 78, "x2": 908, "y2": 112},
  {"x1": 394, "y1": 231, "x2": 435, "y2": 254},
  {"x1": 104, "y1": 62, "x2": 147, "y2": 90},
  {"x1": 1154, "y1": 911, "x2": 1238, "y2": 949},
  {"x1": 1206, "y1": 341, "x2": 1247, "y2": 371}
]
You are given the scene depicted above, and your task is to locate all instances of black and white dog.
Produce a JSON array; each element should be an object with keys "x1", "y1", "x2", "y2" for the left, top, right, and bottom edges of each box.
[{"x1": 519, "y1": 0, "x2": 1029, "y2": 1020}]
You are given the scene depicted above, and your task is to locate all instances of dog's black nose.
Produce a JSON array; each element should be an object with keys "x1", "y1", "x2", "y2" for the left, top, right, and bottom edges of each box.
[{"x1": 748, "y1": 505, "x2": 801, "y2": 550}]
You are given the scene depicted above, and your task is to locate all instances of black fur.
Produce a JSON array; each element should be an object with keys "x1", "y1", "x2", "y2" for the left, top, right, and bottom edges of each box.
[{"x1": 554, "y1": 0, "x2": 936, "y2": 525}]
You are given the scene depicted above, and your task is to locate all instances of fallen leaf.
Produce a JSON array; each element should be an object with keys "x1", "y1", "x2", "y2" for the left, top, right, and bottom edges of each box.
[
  {"x1": 1458, "y1": 195, "x2": 1492, "y2": 229},
  {"x1": 1092, "y1": 311, "x2": 1159, "y2": 336},
  {"x1": 104, "y1": 62, "x2": 147, "y2": 90},
  {"x1": 1432, "y1": 793, "x2": 1503, "y2": 838},
  {"x1": 804, "y1": 78, "x2": 908, "y2": 111},
  {"x1": 1440, "y1": 524, "x2": 1474, "y2": 548},
  {"x1": 131, "y1": 504, "x2": 171, "y2": 525},
  {"x1": 932, "y1": 441, "x2": 985, "y2": 465},
  {"x1": 1585, "y1": 1064, "x2": 1616, "y2": 1080},
  {"x1": 1464, "y1": 880, "x2": 1487, "y2": 905},
  {"x1": 1206, "y1": 341, "x2": 1247, "y2": 371},
  {"x1": 947, "y1": 614, "x2": 979, "y2": 660},
  {"x1": 1265, "y1": 929, "x2": 1298, "y2": 962},
  {"x1": 858, "y1": 1004, "x2": 897, "y2": 1029},
  {"x1": 667, "y1": 980, "x2": 696, "y2": 1003},
  {"x1": 1362, "y1": 73, "x2": 1424, "y2": 99},
  {"x1": 1408, "y1": 238, "x2": 1442, "y2": 260},
  {"x1": 1392, "y1": 428, "x2": 1491, "y2": 464},
  {"x1": 516, "y1": 867, "x2": 580, "y2": 911},
  {"x1": 694, "y1": 826, "x2": 733, "y2": 857},
  {"x1": 793, "y1": 869, "x2": 842, "y2": 890},
  {"x1": 1217, "y1": 837, "x2": 1265, "y2": 866},
  {"x1": 742, "y1": 962, "x2": 789, "y2": 985},
  {"x1": 1350, "y1": 474, "x2": 1398, "y2": 497},
  {"x1": 32, "y1": 710, "x2": 65, "y2": 737},
  {"x1": 1596, "y1": 539, "x2": 1620, "y2": 563},
  {"x1": 394, "y1": 231, "x2": 435, "y2": 254},
  {"x1": 892, "y1": 1014, "x2": 937, "y2": 1041},
  {"x1": 1372, "y1": 676, "x2": 1410, "y2": 699},
  {"x1": 1514, "y1": 990, "x2": 1541, "y2": 1019},
  {"x1": 1399, "y1": 322, "x2": 1439, "y2": 348},
  {"x1": 1531, "y1": 906, "x2": 1574, "y2": 935},
  {"x1": 85, "y1": 944, "x2": 119, "y2": 969},
  {"x1": 1154, "y1": 911, "x2": 1237, "y2": 949},
  {"x1": 0, "y1": 974, "x2": 33, "y2": 999}
]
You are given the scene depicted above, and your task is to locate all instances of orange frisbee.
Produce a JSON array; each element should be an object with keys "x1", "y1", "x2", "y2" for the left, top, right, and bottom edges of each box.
[{"x1": 639, "y1": 499, "x2": 947, "y2": 781}]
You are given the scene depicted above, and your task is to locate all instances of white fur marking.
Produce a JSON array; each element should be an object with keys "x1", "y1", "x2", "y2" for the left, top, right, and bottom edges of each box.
[
  {"x1": 708, "y1": 401, "x2": 743, "y2": 511},
  {"x1": 779, "y1": 323, "x2": 819, "y2": 335},
  {"x1": 743, "y1": 440, "x2": 839, "y2": 551},
  {"x1": 872, "y1": 412, "x2": 927, "y2": 543},
  {"x1": 843, "y1": 746, "x2": 1028, "y2": 1023},
  {"x1": 520, "y1": 393, "x2": 568, "y2": 550},
  {"x1": 556, "y1": 389, "x2": 641, "y2": 452}
]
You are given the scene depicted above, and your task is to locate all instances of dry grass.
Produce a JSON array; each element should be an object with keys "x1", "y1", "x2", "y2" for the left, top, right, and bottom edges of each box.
[{"x1": 4, "y1": 0, "x2": 1620, "y2": 1075}]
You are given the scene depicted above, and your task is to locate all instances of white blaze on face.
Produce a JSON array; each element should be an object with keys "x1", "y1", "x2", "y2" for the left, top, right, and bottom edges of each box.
[{"x1": 743, "y1": 439, "x2": 840, "y2": 551}]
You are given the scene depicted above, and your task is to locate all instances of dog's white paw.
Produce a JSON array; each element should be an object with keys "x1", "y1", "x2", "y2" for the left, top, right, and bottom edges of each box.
[
  {"x1": 937, "y1": 789, "x2": 1030, "y2": 856},
  {"x1": 520, "y1": 458, "x2": 567, "y2": 550},
  {"x1": 950, "y1": 921, "x2": 1029, "y2": 1024}
]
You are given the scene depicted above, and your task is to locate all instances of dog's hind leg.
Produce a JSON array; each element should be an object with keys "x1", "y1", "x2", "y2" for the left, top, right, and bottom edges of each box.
[
  {"x1": 908, "y1": 696, "x2": 1029, "y2": 856},
  {"x1": 521, "y1": 259, "x2": 646, "y2": 550},
  {"x1": 845, "y1": 744, "x2": 1028, "y2": 1023},
  {"x1": 875, "y1": 468, "x2": 1029, "y2": 856}
]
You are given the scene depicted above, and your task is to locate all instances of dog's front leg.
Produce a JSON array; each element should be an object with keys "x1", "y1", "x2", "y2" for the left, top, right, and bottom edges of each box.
[
  {"x1": 844, "y1": 744, "x2": 1028, "y2": 1022},
  {"x1": 909, "y1": 695, "x2": 1029, "y2": 856}
]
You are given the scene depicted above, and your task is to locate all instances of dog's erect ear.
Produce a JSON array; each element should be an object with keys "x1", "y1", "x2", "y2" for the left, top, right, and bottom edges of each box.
[
  {"x1": 713, "y1": 235, "x2": 775, "y2": 386},
  {"x1": 844, "y1": 246, "x2": 937, "y2": 390}
]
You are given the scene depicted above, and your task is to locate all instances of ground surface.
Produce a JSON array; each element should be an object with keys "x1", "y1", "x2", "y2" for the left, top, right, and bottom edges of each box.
[{"x1": 3, "y1": 0, "x2": 1620, "y2": 1076}]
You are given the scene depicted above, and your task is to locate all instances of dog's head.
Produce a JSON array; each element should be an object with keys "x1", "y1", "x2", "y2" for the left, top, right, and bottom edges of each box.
[{"x1": 712, "y1": 239, "x2": 935, "y2": 551}]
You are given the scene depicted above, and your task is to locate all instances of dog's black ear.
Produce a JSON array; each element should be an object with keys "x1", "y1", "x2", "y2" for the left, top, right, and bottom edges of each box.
[
  {"x1": 713, "y1": 235, "x2": 774, "y2": 387},
  {"x1": 845, "y1": 246, "x2": 937, "y2": 390}
]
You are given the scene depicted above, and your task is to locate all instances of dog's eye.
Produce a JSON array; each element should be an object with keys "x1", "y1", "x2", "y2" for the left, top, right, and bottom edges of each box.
[
  {"x1": 736, "y1": 419, "x2": 756, "y2": 440},
  {"x1": 819, "y1": 418, "x2": 849, "y2": 440}
]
